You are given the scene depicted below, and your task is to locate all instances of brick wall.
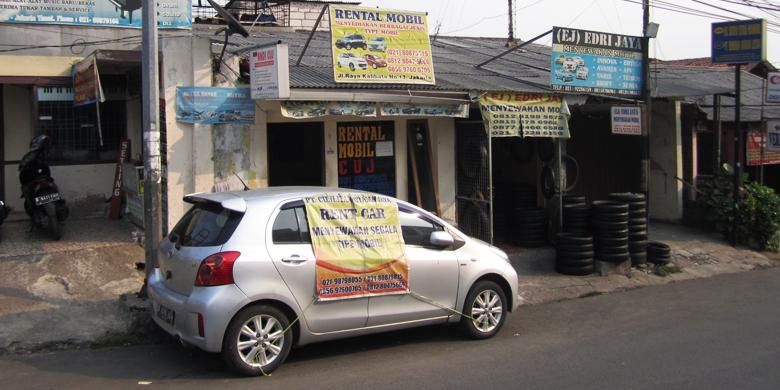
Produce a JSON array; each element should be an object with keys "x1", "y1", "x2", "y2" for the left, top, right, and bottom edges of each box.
[{"x1": 288, "y1": 1, "x2": 331, "y2": 31}]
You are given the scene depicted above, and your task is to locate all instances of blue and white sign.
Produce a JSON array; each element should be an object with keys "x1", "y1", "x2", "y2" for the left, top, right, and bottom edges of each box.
[
  {"x1": 611, "y1": 106, "x2": 642, "y2": 135},
  {"x1": 0, "y1": 0, "x2": 191, "y2": 28},
  {"x1": 551, "y1": 27, "x2": 643, "y2": 97},
  {"x1": 176, "y1": 87, "x2": 255, "y2": 125},
  {"x1": 711, "y1": 19, "x2": 765, "y2": 65}
]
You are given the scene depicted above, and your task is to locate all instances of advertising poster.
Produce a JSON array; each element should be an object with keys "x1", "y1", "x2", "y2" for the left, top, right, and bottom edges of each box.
[
  {"x1": 175, "y1": 87, "x2": 255, "y2": 125},
  {"x1": 338, "y1": 121, "x2": 395, "y2": 197},
  {"x1": 711, "y1": 19, "x2": 766, "y2": 65},
  {"x1": 379, "y1": 103, "x2": 469, "y2": 117},
  {"x1": 0, "y1": 0, "x2": 192, "y2": 28},
  {"x1": 281, "y1": 101, "x2": 376, "y2": 119},
  {"x1": 551, "y1": 26, "x2": 643, "y2": 97},
  {"x1": 767, "y1": 72, "x2": 780, "y2": 103},
  {"x1": 611, "y1": 106, "x2": 642, "y2": 135},
  {"x1": 329, "y1": 5, "x2": 435, "y2": 84},
  {"x1": 768, "y1": 120, "x2": 780, "y2": 152},
  {"x1": 746, "y1": 130, "x2": 780, "y2": 166},
  {"x1": 303, "y1": 193, "x2": 409, "y2": 300},
  {"x1": 72, "y1": 56, "x2": 105, "y2": 107},
  {"x1": 479, "y1": 92, "x2": 571, "y2": 138},
  {"x1": 250, "y1": 44, "x2": 290, "y2": 100}
]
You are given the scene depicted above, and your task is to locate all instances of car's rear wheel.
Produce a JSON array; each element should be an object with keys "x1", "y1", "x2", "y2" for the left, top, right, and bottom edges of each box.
[
  {"x1": 346, "y1": 43, "x2": 352, "y2": 50},
  {"x1": 460, "y1": 280, "x2": 507, "y2": 339},
  {"x1": 349, "y1": 63, "x2": 355, "y2": 71},
  {"x1": 222, "y1": 305, "x2": 293, "y2": 376},
  {"x1": 372, "y1": 64, "x2": 377, "y2": 69}
]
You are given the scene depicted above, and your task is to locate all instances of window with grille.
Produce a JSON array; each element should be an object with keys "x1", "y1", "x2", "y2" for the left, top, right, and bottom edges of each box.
[{"x1": 36, "y1": 80, "x2": 127, "y2": 165}]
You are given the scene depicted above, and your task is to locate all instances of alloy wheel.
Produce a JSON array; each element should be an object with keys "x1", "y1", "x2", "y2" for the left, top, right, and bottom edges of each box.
[
  {"x1": 236, "y1": 314, "x2": 285, "y2": 367},
  {"x1": 471, "y1": 289, "x2": 503, "y2": 333}
]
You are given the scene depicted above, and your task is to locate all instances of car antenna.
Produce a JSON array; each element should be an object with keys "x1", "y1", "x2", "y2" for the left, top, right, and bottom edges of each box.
[{"x1": 234, "y1": 173, "x2": 250, "y2": 191}]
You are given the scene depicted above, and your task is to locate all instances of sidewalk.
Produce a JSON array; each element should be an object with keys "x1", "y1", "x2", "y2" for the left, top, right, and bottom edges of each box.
[{"x1": 0, "y1": 218, "x2": 777, "y2": 354}]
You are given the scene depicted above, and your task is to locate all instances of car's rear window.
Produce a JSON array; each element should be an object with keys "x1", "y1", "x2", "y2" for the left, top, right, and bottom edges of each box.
[{"x1": 171, "y1": 202, "x2": 243, "y2": 247}]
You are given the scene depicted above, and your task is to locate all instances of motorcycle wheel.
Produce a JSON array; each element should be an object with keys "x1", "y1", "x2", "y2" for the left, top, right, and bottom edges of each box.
[{"x1": 44, "y1": 203, "x2": 62, "y2": 241}]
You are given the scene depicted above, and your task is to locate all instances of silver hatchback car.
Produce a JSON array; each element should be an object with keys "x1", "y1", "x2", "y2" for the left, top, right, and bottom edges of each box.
[{"x1": 149, "y1": 187, "x2": 519, "y2": 376}]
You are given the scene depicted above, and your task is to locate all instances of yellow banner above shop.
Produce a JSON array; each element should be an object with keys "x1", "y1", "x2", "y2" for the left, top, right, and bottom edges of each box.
[
  {"x1": 329, "y1": 5, "x2": 435, "y2": 85},
  {"x1": 479, "y1": 92, "x2": 571, "y2": 138},
  {"x1": 304, "y1": 193, "x2": 409, "y2": 300}
]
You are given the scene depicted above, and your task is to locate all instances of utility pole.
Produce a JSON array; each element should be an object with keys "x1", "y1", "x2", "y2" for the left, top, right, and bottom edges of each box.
[
  {"x1": 641, "y1": 0, "x2": 651, "y2": 215},
  {"x1": 732, "y1": 64, "x2": 742, "y2": 245},
  {"x1": 507, "y1": 0, "x2": 514, "y2": 47},
  {"x1": 141, "y1": 1, "x2": 162, "y2": 296}
]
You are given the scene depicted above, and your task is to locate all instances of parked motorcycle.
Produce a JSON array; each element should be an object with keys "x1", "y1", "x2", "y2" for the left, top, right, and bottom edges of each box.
[{"x1": 18, "y1": 135, "x2": 68, "y2": 240}]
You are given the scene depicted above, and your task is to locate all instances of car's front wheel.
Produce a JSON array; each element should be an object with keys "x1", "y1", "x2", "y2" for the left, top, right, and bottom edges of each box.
[
  {"x1": 460, "y1": 280, "x2": 507, "y2": 339},
  {"x1": 349, "y1": 63, "x2": 355, "y2": 71},
  {"x1": 346, "y1": 43, "x2": 352, "y2": 50},
  {"x1": 222, "y1": 305, "x2": 293, "y2": 376}
]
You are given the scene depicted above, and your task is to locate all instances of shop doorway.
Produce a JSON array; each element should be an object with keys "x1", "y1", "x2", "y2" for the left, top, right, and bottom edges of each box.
[
  {"x1": 268, "y1": 122, "x2": 325, "y2": 186},
  {"x1": 407, "y1": 120, "x2": 439, "y2": 214}
]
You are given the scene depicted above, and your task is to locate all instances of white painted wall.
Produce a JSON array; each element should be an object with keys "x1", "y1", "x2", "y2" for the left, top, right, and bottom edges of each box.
[
  {"x1": 3, "y1": 85, "x2": 34, "y2": 210},
  {"x1": 649, "y1": 100, "x2": 684, "y2": 222}
]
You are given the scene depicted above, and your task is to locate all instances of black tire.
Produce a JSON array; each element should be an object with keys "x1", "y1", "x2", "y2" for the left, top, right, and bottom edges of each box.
[
  {"x1": 557, "y1": 249, "x2": 595, "y2": 259},
  {"x1": 555, "y1": 264, "x2": 595, "y2": 276},
  {"x1": 557, "y1": 257, "x2": 594, "y2": 268},
  {"x1": 556, "y1": 233, "x2": 593, "y2": 244},
  {"x1": 222, "y1": 305, "x2": 293, "y2": 376},
  {"x1": 45, "y1": 203, "x2": 62, "y2": 241},
  {"x1": 349, "y1": 63, "x2": 355, "y2": 71},
  {"x1": 372, "y1": 64, "x2": 377, "y2": 69},
  {"x1": 346, "y1": 43, "x2": 352, "y2": 50},
  {"x1": 596, "y1": 252, "x2": 630, "y2": 262},
  {"x1": 460, "y1": 281, "x2": 508, "y2": 339}
]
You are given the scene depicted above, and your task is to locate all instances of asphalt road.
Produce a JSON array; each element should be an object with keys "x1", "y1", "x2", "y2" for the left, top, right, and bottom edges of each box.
[{"x1": 2, "y1": 268, "x2": 779, "y2": 389}]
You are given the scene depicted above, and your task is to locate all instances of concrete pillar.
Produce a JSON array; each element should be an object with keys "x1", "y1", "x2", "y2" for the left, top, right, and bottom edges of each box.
[{"x1": 649, "y1": 100, "x2": 683, "y2": 222}]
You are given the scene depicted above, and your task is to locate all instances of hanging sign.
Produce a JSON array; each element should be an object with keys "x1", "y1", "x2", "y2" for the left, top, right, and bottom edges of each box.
[
  {"x1": 304, "y1": 193, "x2": 409, "y2": 300},
  {"x1": 611, "y1": 106, "x2": 642, "y2": 135},
  {"x1": 72, "y1": 56, "x2": 105, "y2": 107},
  {"x1": 329, "y1": 5, "x2": 435, "y2": 84},
  {"x1": 379, "y1": 103, "x2": 468, "y2": 117},
  {"x1": 281, "y1": 101, "x2": 376, "y2": 119},
  {"x1": 175, "y1": 87, "x2": 255, "y2": 124},
  {"x1": 747, "y1": 130, "x2": 780, "y2": 166},
  {"x1": 768, "y1": 120, "x2": 780, "y2": 152},
  {"x1": 711, "y1": 19, "x2": 766, "y2": 64},
  {"x1": 766, "y1": 72, "x2": 780, "y2": 103},
  {"x1": 250, "y1": 44, "x2": 290, "y2": 100},
  {"x1": 551, "y1": 26, "x2": 643, "y2": 97},
  {"x1": 0, "y1": 0, "x2": 192, "y2": 28},
  {"x1": 479, "y1": 92, "x2": 571, "y2": 138},
  {"x1": 338, "y1": 121, "x2": 396, "y2": 197},
  {"x1": 109, "y1": 139, "x2": 131, "y2": 220}
]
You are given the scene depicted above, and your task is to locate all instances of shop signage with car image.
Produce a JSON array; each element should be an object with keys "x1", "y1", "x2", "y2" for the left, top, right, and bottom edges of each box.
[
  {"x1": 551, "y1": 26, "x2": 643, "y2": 97},
  {"x1": 380, "y1": 103, "x2": 469, "y2": 117},
  {"x1": 0, "y1": 0, "x2": 192, "y2": 28},
  {"x1": 304, "y1": 193, "x2": 409, "y2": 300},
  {"x1": 281, "y1": 101, "x2": 376, "y2": 119},
  {"x1": 175, "y1": 87, "x2": 255, "y2": 125},
  {"x1": 330, "y1": 5, "x2": 435, "y2": 84},
  {"x1": 479, "y1": 92, "x2": 571, "y2": 138}
]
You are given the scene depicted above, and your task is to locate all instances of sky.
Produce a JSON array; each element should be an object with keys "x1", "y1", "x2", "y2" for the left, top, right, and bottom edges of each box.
[{"x1": 356, "y1": 0, "x2": 780, "y2": 65}]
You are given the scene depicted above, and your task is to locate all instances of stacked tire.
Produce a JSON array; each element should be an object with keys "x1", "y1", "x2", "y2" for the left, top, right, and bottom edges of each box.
[
  {"x1": 555, "y1": 233, "x2": 594, "y2": 275},
  {"x1": 591, "y1": 201, "x2": 630, "y2": 263},
  {"x1": 609, "y1": 193, "x2": 648, "y2": 266},
  {"x1": 511, "y1": 208, "x2": 547, "y2": 247},
  {"x1": 647, "y1": 241, "x2": 671, "y2": 265},
  {"x1": 562, "y1": 195, "x2": 590, "y2": 236}
]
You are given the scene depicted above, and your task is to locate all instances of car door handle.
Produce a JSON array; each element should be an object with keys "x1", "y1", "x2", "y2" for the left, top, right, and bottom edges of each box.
[{"x1": 281, "y1": 255, "x2": 308, "y2": 264}]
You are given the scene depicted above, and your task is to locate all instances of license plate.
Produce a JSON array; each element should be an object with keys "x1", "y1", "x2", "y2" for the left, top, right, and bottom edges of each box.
[
  {"x1": 156, "y1": 304, "x2": 175, "y2": 326},
  {"x1": 34, "y1": 193, "x2": 60, "y2": 206}
]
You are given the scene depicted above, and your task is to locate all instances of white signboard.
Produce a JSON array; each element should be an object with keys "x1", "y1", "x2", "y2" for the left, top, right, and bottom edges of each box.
[
  {"x1": 767, "y1": 72, "x2": 780, "y2": 103},
  {"x1": 768, "y1": 120, "x2": 780, "y2": 152},
  {"x1": 611, "y1": 106, "x2": 642, "y2": 135},
  {"x1": 250, "y1": 44, "x2": 290, "y2": 100}
]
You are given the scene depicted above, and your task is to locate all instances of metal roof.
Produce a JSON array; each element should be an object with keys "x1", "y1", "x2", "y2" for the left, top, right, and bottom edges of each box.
[{"x1": 198, "y1": 27, "x2": 780, "y2": 120}]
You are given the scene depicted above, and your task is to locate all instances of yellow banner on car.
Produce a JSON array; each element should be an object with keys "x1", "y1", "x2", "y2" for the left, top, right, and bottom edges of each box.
[
  {"x1": 479, "y1": 92, "x2": 571, "y2": 138},
  {"x1": 329, "y1": 5, "x2": 435, "y2": 85},
  {"x1": 304, "y1": 192, "x2": 409, "y2": 300}
]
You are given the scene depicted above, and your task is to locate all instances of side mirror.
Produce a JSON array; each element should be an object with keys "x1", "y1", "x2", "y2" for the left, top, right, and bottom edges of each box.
[{"x1": 430, "y1": 231, "x2": 454, "y2": 248}]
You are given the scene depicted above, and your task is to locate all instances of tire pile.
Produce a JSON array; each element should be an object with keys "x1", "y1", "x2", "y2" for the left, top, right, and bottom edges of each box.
[
  {"x1": 555, "y1": 233, "x2": 594, "y2": 275},
  {"x1": 591, "y1": 201, "x2": 630, "y2": 263},
  {"x1": 562, "y1": 195, "x2": 590, "y2": 235},
  {"x1": 647, "y1": 241, "x2": 671, "y2": 265},
  {"x1": 608, "y1": 193, "x2": 648, "y2": 266},
  {"x1": 511, "y1": 208, "x2": 547, "y2": 248}
]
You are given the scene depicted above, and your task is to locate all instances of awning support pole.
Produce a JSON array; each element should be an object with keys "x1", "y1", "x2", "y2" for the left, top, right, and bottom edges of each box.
[
  {"x1": 296, "y1": 4, "x2": 328, "y2": 66},
  {"x1": 475, "y1": 29, "x2": 552, "y2": 69}
]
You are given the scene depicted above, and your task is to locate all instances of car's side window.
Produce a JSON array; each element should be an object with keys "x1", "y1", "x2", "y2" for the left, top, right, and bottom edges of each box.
[
  {"x1": 399, "y1": 210, "x2": 443, "y2": 247},
  {"x1": 272, "y1": 204, "x2": 312, "y2": 245},
  {"x1": 272, "y1": 208, "x2": 301, "y2": 244}
]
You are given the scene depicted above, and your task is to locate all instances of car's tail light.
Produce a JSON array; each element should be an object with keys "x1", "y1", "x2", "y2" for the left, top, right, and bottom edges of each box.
[{"x1": 194, "y1": 251, "x2": 240, "y2": 286}]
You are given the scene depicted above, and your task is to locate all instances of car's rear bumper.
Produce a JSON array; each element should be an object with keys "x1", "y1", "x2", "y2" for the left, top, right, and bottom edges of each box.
[{"x1": 148, "y1": 269, "x2": 249, "y2": 352}]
